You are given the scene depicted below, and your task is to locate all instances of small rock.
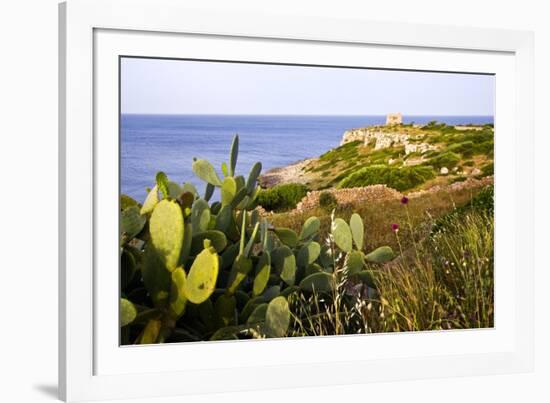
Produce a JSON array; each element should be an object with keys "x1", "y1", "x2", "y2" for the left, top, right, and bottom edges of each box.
[
  {"x1": 471, "y1": 168, "x2": 481, "y2": 176},
  {"x1": 440, "y1": 167, "x2": 449, "y2": 175}
]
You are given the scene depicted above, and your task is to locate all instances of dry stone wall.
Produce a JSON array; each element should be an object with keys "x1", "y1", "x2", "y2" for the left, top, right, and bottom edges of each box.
[{"x1": 295, "y1": 185, "x2": 402, "y2": 213}]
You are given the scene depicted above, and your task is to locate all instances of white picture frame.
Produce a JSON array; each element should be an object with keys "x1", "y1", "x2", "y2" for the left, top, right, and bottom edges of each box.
[{"x1": 59, "y1": 0, "x2": 534, "y2": 401}]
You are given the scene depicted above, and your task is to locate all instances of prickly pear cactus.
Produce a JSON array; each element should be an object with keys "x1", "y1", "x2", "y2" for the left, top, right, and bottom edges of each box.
[
  {"x1": 119, "y1": 133, "x2": 396, "y2": 344},
  {"x1": 183, "y1": 240, "x2": 219, "y2": 304}
]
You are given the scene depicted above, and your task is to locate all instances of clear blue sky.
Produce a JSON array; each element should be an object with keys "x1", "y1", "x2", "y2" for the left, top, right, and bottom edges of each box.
[{"x1": 121, "y1": 57, "x2": 494, "y2": 116}]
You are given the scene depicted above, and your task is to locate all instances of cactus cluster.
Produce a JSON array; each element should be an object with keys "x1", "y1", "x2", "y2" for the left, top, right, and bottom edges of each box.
[{"x1": 120, "y1": 135, "x2": 395, "y2": 344}]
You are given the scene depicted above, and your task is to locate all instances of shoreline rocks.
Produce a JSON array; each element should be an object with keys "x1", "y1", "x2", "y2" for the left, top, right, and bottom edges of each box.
[{"x1": 258, "y1": 158, "x2": 314, "y2": 188}]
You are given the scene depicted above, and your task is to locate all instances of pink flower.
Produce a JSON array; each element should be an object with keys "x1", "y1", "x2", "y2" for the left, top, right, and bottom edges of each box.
[
  {"x1": 391, "y1": 223, "x2": 399, "y2": 232},
  {"x1": 401, "y1": 196, "x2": 409, "y2": 205}
]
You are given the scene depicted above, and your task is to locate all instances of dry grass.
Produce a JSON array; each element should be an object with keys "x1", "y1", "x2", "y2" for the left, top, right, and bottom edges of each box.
[
  {"x1": 269, "y1": 184, "x2": 486, "y2": 253},
  {"x1": 284, "y1": 195, "x2": 494, "y2": 337}
]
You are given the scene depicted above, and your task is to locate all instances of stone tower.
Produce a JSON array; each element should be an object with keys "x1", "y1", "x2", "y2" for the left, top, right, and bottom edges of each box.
[{"x1": 385, "y1": 113, "x2": 403, "y2": 125}]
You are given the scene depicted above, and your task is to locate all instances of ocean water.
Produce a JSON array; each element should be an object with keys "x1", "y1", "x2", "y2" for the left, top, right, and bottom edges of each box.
[{"x1": 121, "y1": 114, "x2": 494, "y2": 202}]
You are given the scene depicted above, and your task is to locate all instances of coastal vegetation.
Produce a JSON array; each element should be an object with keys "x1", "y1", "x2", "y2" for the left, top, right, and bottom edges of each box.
[
  {"x1": 338, "y1": 164, "x2": 435, "y2": 191},
  {"x1": 120, "y1": 129, "x2": 494, "y2": 344},
  {"x1": 261, "y1": 122, "x2": 494, "y2": 192},
  {"x1": 256, "y1": 183, "x2": 308, "y2": 212}
]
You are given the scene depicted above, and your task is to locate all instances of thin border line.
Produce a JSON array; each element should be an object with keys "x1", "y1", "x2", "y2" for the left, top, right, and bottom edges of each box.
[{"x1": 120, "y1": 54, "x2": 495, "y2": 76}]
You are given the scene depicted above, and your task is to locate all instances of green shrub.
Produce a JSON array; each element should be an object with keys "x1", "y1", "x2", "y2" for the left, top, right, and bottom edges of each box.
[
  {"x1": 446, "y1": 141, "x2": 474, "y2": 157},
  {"x1": 256, "y1": 183, "x2": 308, "y2": 212},
  {"x1": 338, "y1": 165, "x2": 435, "y2": 191},
  {"x1": 481, "y1": 162, "x2": 494, "y2": 176},
  {"x1": 319, "y1": 141, "x2": 360, "y2": 162},
  {"x1": 319, "y1": 191, "x2": 338, "y2": 212},
  {"x1": 426, "y1": 151, "x2": 461, "y2": 169}
]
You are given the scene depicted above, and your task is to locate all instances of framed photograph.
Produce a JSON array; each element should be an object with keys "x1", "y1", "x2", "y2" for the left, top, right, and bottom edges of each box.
[{"x1": 59, "y1": 0, "x2": 534, "y2": 401}]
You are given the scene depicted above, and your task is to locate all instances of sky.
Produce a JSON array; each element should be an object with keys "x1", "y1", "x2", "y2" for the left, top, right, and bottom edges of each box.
[{"x1": 121, "y1": 57, "x2": 495, "y2": 116}]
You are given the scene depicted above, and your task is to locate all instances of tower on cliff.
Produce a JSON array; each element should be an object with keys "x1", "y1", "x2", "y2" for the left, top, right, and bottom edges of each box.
[{"x1": 385, "y1": 113, "x2": 403, "y2": 125}]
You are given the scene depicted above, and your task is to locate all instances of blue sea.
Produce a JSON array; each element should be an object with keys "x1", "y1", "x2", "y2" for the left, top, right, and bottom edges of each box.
[{"x1": 121, "y1": 114, "x2": 494, "y2": 202}]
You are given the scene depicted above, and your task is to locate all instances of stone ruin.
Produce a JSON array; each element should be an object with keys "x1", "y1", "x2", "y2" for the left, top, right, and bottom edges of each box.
[
  {"x1": 385, "y1": 113, "x2": 403, "y2": 125},
  {"x1": 340, "y1": 128, "x2": 438, "y2": 156}
]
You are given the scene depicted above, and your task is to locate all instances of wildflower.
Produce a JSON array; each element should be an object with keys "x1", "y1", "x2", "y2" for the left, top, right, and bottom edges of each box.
[
  {"x1": 391, "y1": 223, "x2": 399, "y2": 232},
  {"x1": 401, "y1": 196, "x2": 409, "y2": 205}
]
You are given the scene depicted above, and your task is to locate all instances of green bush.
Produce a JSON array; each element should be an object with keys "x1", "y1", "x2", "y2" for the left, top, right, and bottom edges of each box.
[
  {"x1": 319, "y1": 191, "x2": 338, "y2": 212},
  {"x1": 446, "y1": 141, "x2": 474, "y2": 157},
  {"x1": 338, "y1": 165, "x2": 435, "y2": 191},
  {"x1": 256, "y1": 183, "x2": 308, "y2": 212},
  {"x1": 426, "y1": 151, "x2": 461, "y2": 169}
]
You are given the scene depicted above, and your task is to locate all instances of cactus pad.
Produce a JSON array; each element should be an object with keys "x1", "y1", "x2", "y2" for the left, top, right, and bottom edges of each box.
[
  {"x1": 365, "y1": 246, "x2": 395, "y2": 263},
  {"x1": 169, "y1": 267, "x2": 187, "y2": 318},
  {"x1": 149, "y1": 199, "x2": 184, "y2": 271},
  {"x1": 191, "y1": 230, "x2": 227, "y2": 255},
  {"x1": 297, "y1": 241, "x2": 321, "y2": 267},
  {"x1": 346, "y1": 250, "x2": 365, "y2": 275},
  {"x1": 140, "y1": 185, "x2": 159, "y2": 215},
  {"x1": 120, "y1": 298, "x2": 137, "y2": 326},
  {"x1": 191, "y1": 198, "x2": 210, "y2": 234},
  {"x1": 299, "y1": 216, "x2": 320, "y2": 241},
  {"x1": 349, "y1": 213, "x2": 364, "y2": 251},
  {"x1": 246, "y1": 162, "x2": 262, "y2": 193},
  {"x1": 272, "y1": 246, "x2": 297, "y2": 286},
  {"x1": 140, "y1": 319, "x2": 161, "y2": 344},
  {"x1": 265, "y1": 296, "x2": 290, "y2": 338},
  {"x1": 192, "y1": 159, "x2": 223, "y2": 187},
  {"x1": 274, "y1": 228, "x2": 298, "y2": 248},
  {"x1": 215, "y1": 294, "x2": 237, "y2": 326},
  {"x1": 246, "y1": 303, "x2": 268, "y2": 325},
  {"x1": 221, "y1": 177, "x2": 237, "y2": 206},
  {"x1": 299, "y1": 272, "x2": 335, "y2": 294},
  {"x1": 253, "y1": 251, "x2": 271, "y2": 296},
  {"x1": 332, "y1": 218, "x2": 353, "y2": 253},
  {"x1": 183, "y1": 241, "x2": 219, "y2": 304},
  {"x1": 142, "y1": 247, "x2": 171, "y2": 307},
  {"x1": 229, "y1": 134, "x2": 239, "y2": 176},
  {"x1": 121, "y1": 206, "x2": 146, "y2": 240},
  {"x1": 226, "y1": 254, "x2": 253, "y2": 294}
]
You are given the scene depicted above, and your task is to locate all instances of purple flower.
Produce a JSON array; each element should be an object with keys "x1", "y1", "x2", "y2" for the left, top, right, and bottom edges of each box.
[
  {"x1": 401, "y1": 196, "x2": 409, "y2": 205},
  {"x1": 391, "y1": 223, "x2": 399, "y2": 232}
]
